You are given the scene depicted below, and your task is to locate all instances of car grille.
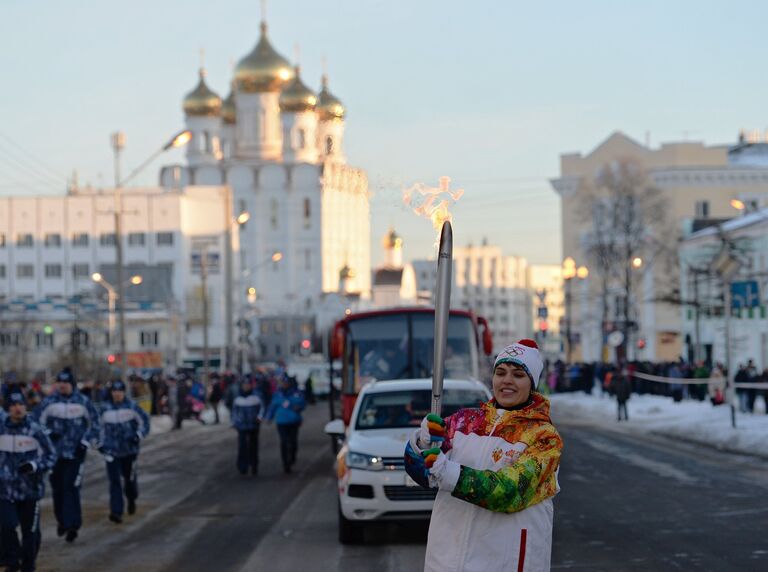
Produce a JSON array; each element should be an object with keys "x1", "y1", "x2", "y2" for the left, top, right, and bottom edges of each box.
[
  {"x1": 384, "y1": 486, "x2": 437, "y2": 501},
  {"x1": 382, "y1": 457, "x2": 405, "y2": 470}
]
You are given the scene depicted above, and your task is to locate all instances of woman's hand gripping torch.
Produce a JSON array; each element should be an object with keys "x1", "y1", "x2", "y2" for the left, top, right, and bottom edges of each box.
[{"x1": 430, "y1": 221, "x2": 453, "y2": 449}]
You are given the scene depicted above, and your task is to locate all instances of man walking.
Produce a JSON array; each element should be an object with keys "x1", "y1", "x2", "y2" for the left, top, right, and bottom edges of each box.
[
  {"x1": 98, "y1": 380, "x2": 150, "y2": 524},
  {"x1": 32, "y1": 369, "x2": 100, "y2": 543},
  {"x1": 0, "y1": 391, "x2": 56, "y2": 572},
  {"x1": 231, "y1": 378, "x2": 264, "y2": 476}
]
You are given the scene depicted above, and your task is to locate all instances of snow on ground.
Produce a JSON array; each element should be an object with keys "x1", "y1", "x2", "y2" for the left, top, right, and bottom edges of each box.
[{"x1": 549, "y1": 389, "x2": 768, "y2": 459}]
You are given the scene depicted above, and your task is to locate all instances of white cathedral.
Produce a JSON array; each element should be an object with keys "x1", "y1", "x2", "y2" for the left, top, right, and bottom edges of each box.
[{"x1": 160, "y1": 20, "x2": 371, "y2": 318}]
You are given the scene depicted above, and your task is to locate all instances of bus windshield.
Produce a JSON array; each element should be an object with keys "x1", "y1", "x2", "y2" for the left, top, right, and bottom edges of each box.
[{"x1": 346, "y1": 313, "x2": 479, "y2": 384}]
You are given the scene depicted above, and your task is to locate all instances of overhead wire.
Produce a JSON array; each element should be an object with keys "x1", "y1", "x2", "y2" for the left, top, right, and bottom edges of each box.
[{"x1": 0, "y1": 130, "x2": 68, "y2": 183}]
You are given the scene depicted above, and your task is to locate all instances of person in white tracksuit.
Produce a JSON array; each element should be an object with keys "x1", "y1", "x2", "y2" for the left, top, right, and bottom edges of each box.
[{"x1": 405, "y1": 339, "x2": 563, "y2": 572}]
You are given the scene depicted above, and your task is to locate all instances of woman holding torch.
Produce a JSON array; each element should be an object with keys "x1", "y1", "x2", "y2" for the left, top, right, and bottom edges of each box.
[{"x1": 405, "y1": 339, "x2": 563, "y2": 572}]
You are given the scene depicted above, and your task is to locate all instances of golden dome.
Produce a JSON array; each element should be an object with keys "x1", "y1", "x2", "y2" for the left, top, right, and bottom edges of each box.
[
  {"x1": 279, "y1": 66, "x2": 317, "y2": 113},
  {"x1": 234, "y1": 22, "x2": 294, "y2": 93},
  {"x1": 222, "y1": 85, "x2": 236, "y2": 124},
  {"x1": 317, "y1": 74, "x2": 345, "y2": 121},
  {"x1": 382, "y1": 227, "x2": 402, "y2": 249},
  {"x1": 183, "y1": 69, "x2": 222, "y2": 117}
]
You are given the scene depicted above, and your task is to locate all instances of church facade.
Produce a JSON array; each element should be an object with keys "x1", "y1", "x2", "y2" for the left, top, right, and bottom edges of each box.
[{"x1": 161, "y1": 21, "x2": 370, "y2": 330}]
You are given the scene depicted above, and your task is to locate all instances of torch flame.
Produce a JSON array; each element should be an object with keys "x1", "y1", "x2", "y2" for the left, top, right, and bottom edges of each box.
[{"x1": 403, "y1": 176, "x2": 464, "y2": 243}]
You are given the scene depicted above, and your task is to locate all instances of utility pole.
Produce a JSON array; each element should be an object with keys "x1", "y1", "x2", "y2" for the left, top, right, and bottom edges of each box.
[
  {"x1": 200, "y1": 246, "x2": 210, "y2": 386},
  {"x1": 111, "y1": 131, "x2": 129, "y2": 385}
]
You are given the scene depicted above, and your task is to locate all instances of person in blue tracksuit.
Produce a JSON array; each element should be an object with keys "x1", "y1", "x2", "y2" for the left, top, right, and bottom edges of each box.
[
  {"x1": 0, "y1": 391, "x2": 56, "y2": 572},
  {"x1": 31, "y1": 369, "x2": 99, "y2": 543},
  {"x1": 266, "y1": 377, "x2": 305, "y2": 474},
  {"x1": 98, "y1": 380, "x2": 150, "y2": 524},
  {"x1": 230, "y1": 378, "x2": 264, "y2": 476}
]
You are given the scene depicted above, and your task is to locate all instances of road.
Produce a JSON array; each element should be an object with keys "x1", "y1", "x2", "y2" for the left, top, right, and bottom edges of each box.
[{"x1": 35, "y1": 402, "x2": 768, "y2": 571}]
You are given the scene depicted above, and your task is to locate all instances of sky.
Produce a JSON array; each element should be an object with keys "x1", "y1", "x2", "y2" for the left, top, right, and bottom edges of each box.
[{"x1": 2, "y1": 0, "x2": 768, "y2": 267}]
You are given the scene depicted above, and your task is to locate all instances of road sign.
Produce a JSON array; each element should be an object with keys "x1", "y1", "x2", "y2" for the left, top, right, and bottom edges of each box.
[{"x1": 731, "y1": 281, "x2": 760, "y2": 309}]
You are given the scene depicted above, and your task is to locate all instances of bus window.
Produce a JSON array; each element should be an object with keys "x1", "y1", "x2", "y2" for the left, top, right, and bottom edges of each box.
[
  {"x1": 411, "y1": 314, "x2": 478, "y2": 380},
  {"x1": 347, "y1": 314, "x2": 409, "y2": 381}
]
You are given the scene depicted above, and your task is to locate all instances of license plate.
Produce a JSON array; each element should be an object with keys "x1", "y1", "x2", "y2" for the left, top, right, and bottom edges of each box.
[{"x1": 404, "y1": 474, "x2": 420, "y2": 487}]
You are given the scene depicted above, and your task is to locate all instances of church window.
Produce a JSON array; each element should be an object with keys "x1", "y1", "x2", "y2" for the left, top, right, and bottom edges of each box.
[
  {"x1": 204, "y1": 132, "x2": 212, "y2": 153},
  {"x1": 270, "y1": 199, "x2": 278, "y2": 230},
  {"x1": 303, "y1": 198, "x2": 311, "y2": 228},
  {"x1": 325, "y1": 136, "x2": 334, "y2": 155},
  {"x1": 297, "y1": 129, "x2": 306, "y2": 149}
]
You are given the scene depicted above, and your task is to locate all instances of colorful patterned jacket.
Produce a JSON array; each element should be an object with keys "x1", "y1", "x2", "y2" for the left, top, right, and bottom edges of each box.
[
  {"x1": 0, "y1": 415, "x2": 56, "y2": 501},
  {"x1": 99, "y1": 399, "x2": 151, "y2": 458},
  {"x1": 404, "y1": 393, "x2": 563, "y2": 572},
  {"x1": 32, "y1": 390, "x2": 101, "y2": 460}
]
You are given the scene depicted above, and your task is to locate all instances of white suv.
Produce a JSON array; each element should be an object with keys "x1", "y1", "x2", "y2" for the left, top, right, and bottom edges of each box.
[{"x1": 325, "y1": 378, "x2": 491, "y2": 544}]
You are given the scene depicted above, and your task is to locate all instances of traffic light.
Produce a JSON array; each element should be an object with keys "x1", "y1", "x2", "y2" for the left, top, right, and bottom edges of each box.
[
  {"x1": 299, "y1": 338, "x2": 311, "y2": 356},
  {"x1": 107, "y1": 354, "x2": 116, "y2": 364},
  {"x1": 538, "y1": 319, "x2": 548, "y2": 337},
  {"x1": 637, "y1": 338, "x2": 646, "y2": 350}
]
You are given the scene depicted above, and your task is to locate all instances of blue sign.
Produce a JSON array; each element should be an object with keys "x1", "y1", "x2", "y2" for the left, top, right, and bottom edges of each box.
[{"x1": 731, "y1": 281, "x2": 761, "y2": 309}]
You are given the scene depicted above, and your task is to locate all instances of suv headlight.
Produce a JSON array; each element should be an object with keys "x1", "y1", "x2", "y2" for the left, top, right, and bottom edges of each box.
[{"x1": 346, "y1": 451, "x2": 384, "y2": 471}]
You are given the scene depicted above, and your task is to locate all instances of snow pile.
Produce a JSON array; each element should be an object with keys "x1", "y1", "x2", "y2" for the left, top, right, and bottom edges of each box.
[{"x1": 549, "y1": 391, "x2": 768, "y2": 459}]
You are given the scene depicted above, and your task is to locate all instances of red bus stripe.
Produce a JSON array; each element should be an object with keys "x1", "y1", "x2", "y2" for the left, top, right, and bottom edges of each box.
[{"x1": 517, "y1": 528, "x2": 527, "y2": 572}]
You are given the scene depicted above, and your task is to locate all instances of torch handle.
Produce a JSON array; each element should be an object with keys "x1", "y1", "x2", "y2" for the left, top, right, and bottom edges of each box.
[{"x1": 431, "y1": 221, "x2": 453, "y2": 422}]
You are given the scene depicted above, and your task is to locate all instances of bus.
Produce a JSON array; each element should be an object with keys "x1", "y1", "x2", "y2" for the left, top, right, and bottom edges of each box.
[{"x1": 328, "y1": 307, "x2": 494, "y2": 426}]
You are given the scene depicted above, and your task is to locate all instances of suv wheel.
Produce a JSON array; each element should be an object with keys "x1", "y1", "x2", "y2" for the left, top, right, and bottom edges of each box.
[{"x1": 338, "y1": 503, "x2": 364, "y2": 544}]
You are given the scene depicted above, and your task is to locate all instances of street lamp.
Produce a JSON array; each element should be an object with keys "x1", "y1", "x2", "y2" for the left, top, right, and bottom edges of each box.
[
  {"x1": 730, "y1": 199, "x2": 745, "y2": 211},
  {"x1": 562, "y1": 257, "x2": 588, "y2": 364},
  {"x1": 91, "y1": 272, "x2": 142, "y2": 359},
  {"x1": 110, "y1": 129, "x2": 191, "y2": 383},
  {"x1": 239, "y1": 251, "x2": 284, "y2": 367}
]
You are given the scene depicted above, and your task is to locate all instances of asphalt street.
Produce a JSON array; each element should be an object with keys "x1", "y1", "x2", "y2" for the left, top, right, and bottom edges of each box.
[{"x1": 34, "y1": 401, "x2": 768, "y2": 572}]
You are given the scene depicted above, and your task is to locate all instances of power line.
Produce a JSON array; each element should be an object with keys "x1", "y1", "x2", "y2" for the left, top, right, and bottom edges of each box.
[
  {"x1": 0, "y1": 152, "x2": 65, "y2": 188},
  {"x1": 0, "y1": 130, "x2": 68, "y2": 182}
]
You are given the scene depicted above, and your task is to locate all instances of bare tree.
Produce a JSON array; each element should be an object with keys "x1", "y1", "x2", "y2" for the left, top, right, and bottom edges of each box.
[{"x1": 581, "y1": 159, "x2": 674, "y2": 361}]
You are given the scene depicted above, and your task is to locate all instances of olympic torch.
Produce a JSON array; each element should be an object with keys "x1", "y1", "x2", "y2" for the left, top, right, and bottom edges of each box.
[{"x1": 431, "y1": 221, "x2": 453, "y2": 419}]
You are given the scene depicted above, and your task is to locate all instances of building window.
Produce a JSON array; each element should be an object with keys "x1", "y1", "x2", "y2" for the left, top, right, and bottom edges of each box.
[
  {"x1": 71, "y1": 329, "x2": 89, "y2": 348},
  {"x1": 695, "y1": 201, "x2": 710, "y2": 218},
  {"x1": 16, "y1": 234, "x2": 33, "y2": 248},
  {"x1": 72, "y1": 233, "x2": 89, "y2": 247},
  {"x1": 296, "y1": 128, "x2": 306, "y2": 149},
  {"x1": 140, "y1": 331, "x2": 159, "y2": 347},
  {"x1": 36, "y1": 332, "x2": 54, "y2": 348},
  {"x1": 325, "y1": 136, "x2": 334, "y2": 155},
  {"x1": 0, "y1": 265, "x2": 5, "y2": 279},
  {"x1": 44, "y1": 233, "x2": 62, "y2": 247},
  {"x1": 45, "y1": 264, "x2": 62, "y2": 278},
  {"x1": 100, "y1": 233, "x2": 116, "y2": 246},
  {"x1": 16, "y1": 265, "x2": 34, "y2": 279},
  {"x1": 128, "y1": 232, "x2": 145, "y2": 246},
  {"x1": 0, "y1": 332, "x2": 19, "y2": 347},
  {"x1": 157, "y1": 232, "x2": 174, "y2": 246},
  {"x1": 303, "y1": 198, "x2": 311, "y2": 229},
  {"x1": 72, "y1": 264, "x2": 89, "y2": 279}
]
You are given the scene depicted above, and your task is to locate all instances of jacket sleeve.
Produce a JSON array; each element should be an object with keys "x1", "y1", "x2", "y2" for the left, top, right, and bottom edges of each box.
[
  {"x1": 451, "y1": 426, "x2": 563, "y2": 514},
  {"x1": 290, "y1": 393, "x2": 306, "y2": 412},
  {"x1": 403, "y1": 410, "x2": 460, "y2": 490},
  {"x1": 134, "y1": 403, "x2": 151, "y2": 438},
  {"x1": 35, "y1": 427, "x2": 57, "y2": 472},
  {"x1": 84, "y1": 399, "x2": 101, "y2": 444}
]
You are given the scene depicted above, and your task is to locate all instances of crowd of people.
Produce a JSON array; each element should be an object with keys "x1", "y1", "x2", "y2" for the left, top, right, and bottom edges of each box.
[
  {"x1": 540, "y1": 358, "x2": 768, "y2": 421},
  {"x1": 0, "y1": 364, "x2": 312, "y2": 571}
]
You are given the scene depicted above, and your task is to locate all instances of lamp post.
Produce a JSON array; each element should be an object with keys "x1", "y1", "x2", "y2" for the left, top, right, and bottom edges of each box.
[
  {"x1": 91, "y1": 272, "x2": 142, "y2": 375},
  {"x1": 110, "y1": 129, "x2": 191, "y2": 383},
  {"x1": 561, "y1": 257, "x2": 588, "y2": 364},
  {"x1": 711, "y1": 242, "x2": 742, "y2": 429},
  {"x1": 223, "y1": 207, "x2": 250, "y2": 371},
  {"x1": 242, "y1": 251, "x2": 284, "y2": 364}
]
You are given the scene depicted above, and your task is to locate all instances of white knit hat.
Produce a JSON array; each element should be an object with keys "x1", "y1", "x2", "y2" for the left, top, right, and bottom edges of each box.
[{"x1": 493, "y1": 339, "x2": 544, "y2": 388}]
